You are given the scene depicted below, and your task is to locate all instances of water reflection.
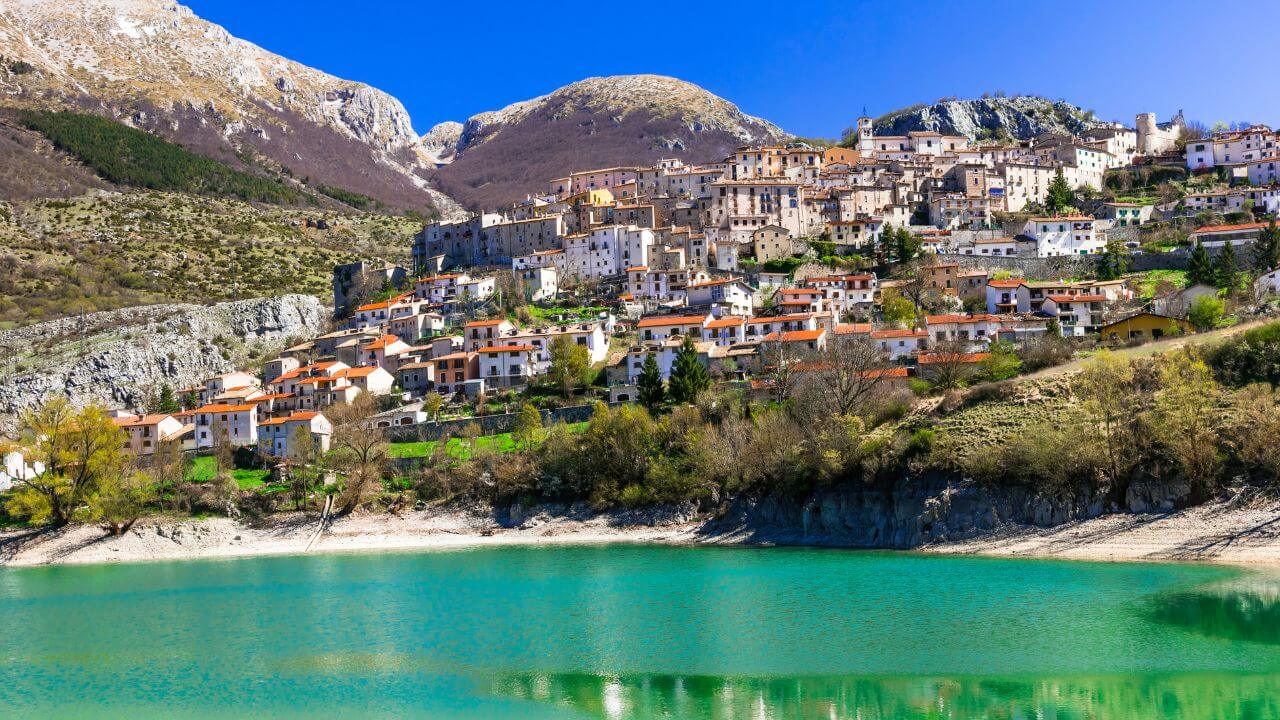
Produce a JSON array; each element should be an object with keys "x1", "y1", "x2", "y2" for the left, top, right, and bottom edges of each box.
[
  {"x1": 1150, "y1": 578, "x2": 1280, "y2": 644},
  {"x1": 493, "y1": 671, "x2": 1280, "y2": 720}
]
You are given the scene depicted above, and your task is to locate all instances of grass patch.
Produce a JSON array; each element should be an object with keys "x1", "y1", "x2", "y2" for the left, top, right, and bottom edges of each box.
[
  {"x1": 186, "y1": 455, "x2": 271, "y2": 489},
  {"x1": 1131, "y1": 269, "x2": 1188, "y2": 300},
  {"x1": 389, "y1": 422, "x2": 587, "y2": 460}
]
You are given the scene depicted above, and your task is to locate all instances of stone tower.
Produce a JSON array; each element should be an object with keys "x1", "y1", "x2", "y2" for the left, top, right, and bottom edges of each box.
[{"x1": 1136, "y1": 112, "x2": 1159, "y2": 154}]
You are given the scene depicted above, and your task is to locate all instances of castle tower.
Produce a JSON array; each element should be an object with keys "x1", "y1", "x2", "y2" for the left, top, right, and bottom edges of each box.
[{"x1": 1136, "y1": 112, "x2": 1158, "y2": 154}]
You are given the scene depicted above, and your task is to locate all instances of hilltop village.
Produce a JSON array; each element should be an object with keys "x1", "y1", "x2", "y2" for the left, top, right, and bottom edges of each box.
[{"x1": 5, "y1": 110, "x2": 1280, "y2": 525}]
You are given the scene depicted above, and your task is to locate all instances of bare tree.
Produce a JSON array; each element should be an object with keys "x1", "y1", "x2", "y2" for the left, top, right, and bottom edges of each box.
[
  {"x1": 327, "y1": 394, "x2": 390, "y2": 514},
  {"x1": 919, "y1": 340, "x2": 982, "y2": 390},
  {"x1": 795, "y1": 337, "x2": 890, "y2": 417}
]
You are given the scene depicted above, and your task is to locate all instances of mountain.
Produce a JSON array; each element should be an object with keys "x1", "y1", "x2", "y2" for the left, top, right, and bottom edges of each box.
[
  {"x1": 426, "y1": 75, "x2": 788, "y2": 209},
  {"x1": 872, "y1": 96, "x2": 1113, "y2": 142},
  {"x1": 0, "y1": 0, "x2": 440, "y2": 212}
]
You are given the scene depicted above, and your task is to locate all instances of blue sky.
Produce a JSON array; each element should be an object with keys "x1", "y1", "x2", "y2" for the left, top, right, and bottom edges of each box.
[{"x1": 185, "y1": 0, "x2": 1279, "y2": 138}]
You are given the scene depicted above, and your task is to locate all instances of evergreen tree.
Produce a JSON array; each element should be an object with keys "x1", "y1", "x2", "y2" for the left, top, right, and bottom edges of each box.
[
  {"x1": 1096, "y1": 239, "x2": 1131, "y2": 281},
  {"x1": 154, "y1": 383, "x2": 180, "y2": 414},
  {"x1": 667, "y1": 336, "x2": 710, "y2": 405},
  {"x1": 636, "y1": 353, "x2": 666, "y2": 412},
  {"x1": 895, "y1": 228, "x2": 922, "y2": 263},
  {"x1": 1046, "y1": 168, "x2": 1074, "y2": 215},
  {"x1": 1251, "y1": 219, "x2": 1280, "y2": 272},
  {"x1": 1187, "y1": 242, "x2": 1215, "y2": 286},
  {"x1": 1214, "y1": 240, "x2": 1239, "y2": 290}
]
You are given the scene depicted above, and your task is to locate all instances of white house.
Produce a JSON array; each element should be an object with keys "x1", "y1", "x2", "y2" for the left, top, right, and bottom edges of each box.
[
  {"x1": 257, "y1": 411, "x2": 333, "y2": 458},
  {"x1": 871, "y1": 328, "x2": 928, "y2": 360},
  {"x1": 194, "y1": 403, "x2": 259, "y2": 449},
  {"x1": 1040, "y1": 294, "x2": 1107, "y2": 336},
  {"x1": 1022, "y1": 216, "x2": 1105, "y2": 257},
  {"x1": 685, "y1": 277, "x2": 755, "y2": 316}
]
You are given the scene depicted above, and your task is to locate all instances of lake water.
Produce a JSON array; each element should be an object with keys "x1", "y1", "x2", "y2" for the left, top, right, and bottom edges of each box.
[{"x1": 3, "y1": 545, "x2": 1280, "y2": 718}]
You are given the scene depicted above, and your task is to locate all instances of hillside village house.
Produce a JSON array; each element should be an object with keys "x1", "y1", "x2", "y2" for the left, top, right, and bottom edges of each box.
[
  {"x1": 1189, "y1": 222, "x2": 1268, "y2": 248},
  {"x1": 194, "y1": 403, "x2": 258, "y2": 449},
  {"x1": 433, "y1": 351, "x2": 479, "y2": 395},
  {"x1": 871, "y1": 328, "x2": 928, "y2": 360},
  {"x1": 464, "y1": 319, "x2": 516, "y2": 351},
  {"x1": 113, "y1": 414, "x2": 187, "y2": 455},
  {"x1": 636, "y1": 314, "x2": 711, "y2": 342},
  {"x1": 1040, "y1": 294, "x2": 1107, "y2": 336},
  {"x1": 258, "y1": 411, "x2": 333, "y2": 458},
  {"x1": 1022, "y1": 216, "x2": 1105, "y2": 256},
  {"x1": 685, "y1": 277, "x2": 755, "y2": 316}
]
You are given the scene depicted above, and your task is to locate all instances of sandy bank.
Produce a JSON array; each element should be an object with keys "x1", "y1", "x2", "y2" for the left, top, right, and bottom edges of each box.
[{"x1": 4, "y1": 498, "x2": 1280, "y2": 567}]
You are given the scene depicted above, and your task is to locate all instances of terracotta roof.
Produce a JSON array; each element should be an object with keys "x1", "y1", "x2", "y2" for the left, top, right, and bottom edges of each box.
[
  {"x1": 338, "y1": 366, "x2": 385, "y2": 378},
  {"x1": 636, "y1": 315, "x2": 707, "y2": 328},
  {"x1": 704, "y1": 316, "x2": 747, "y2": 329},
  {"x1": 195, "y1": 403, "x2": 255, "y2": 413},
  {"x1": 362, "y1": 334, "x2": 403, "y2": 350},
  {"x1": 871, "y1": 328, "x2": 925, "y2": 339},
  {"x1": 986, "y1": 279, "x2": 1024, "y2": 289},
  {"x1": 113, "y1": 414, "x2": 174, "y2": 427},
  {"x1": 465, "y1": 319, "x2": 509, "y2": 328},
  {"x1": 762, "y1": 329, "x2": 825, "y2": 343},
  {"x1": 835, "y1": 323, "x2": 872, "y2": 335},
  {"x1": 926, "y1": 314, "x2": 999, "y2": 325},
  {"x1": 747, "y1": 313, "x2": 813, "y2": 325},
  {"x1": 1192, "y1": 222, "x2": 1268, "y2": 234}
]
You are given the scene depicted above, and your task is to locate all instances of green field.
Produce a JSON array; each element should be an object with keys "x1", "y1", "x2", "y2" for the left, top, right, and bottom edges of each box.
[{"x1": 186, "y1": 455, "x2": 272, "y2": 490}]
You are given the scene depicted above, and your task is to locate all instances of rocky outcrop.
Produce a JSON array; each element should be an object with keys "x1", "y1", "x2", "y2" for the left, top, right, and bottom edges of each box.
[
  {"x1": 0, "y1": 294, "x2": 325, "y2": 429},
  {"x1": 874, "y1": 96, "x2": 1113, "y2": 141},
  {"x1": 429, "y1": 75, "x2": 789, "y2": 209},
  {"x1": 0, "y1": 0, "x2": 442, "y2": 211},
  {"x1": 707, "y1": 474, "x2": 1195, "y2": 548}
]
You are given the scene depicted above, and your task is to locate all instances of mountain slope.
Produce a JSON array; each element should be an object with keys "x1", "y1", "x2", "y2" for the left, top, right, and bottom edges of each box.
[
  {"x1": 428, "y1": 75, "x2": 788, "y2": 209},
  {"x1": 873, "y1": 96, "x2": 1112, "y2": 141},
  {"x1": 0, "y1": 0, "x2": 438, "y2": 212}
]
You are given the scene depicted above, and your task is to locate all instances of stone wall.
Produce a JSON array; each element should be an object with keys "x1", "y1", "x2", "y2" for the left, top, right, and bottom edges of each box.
[{"x1": 931, "y1": 253, "x2": 1097, "y2": 279}]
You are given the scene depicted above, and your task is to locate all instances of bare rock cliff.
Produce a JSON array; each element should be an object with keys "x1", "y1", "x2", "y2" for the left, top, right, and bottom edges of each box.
[{"x1": 0, "y1": 294, "x2": 325, "y2": 428}]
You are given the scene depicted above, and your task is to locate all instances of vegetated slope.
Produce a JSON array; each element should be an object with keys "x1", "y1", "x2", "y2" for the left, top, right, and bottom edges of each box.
[
  {"x1": 14, "y1": 109, "x2": 307, "y2": 205},
  {"x1": 429, "y1": 75, "x2": 788, "y2": 209},
  {"x1": 870, "y1": 96, "x2": 1112, "y2": 141},
  {"x1": 0, "y1": 0, "x2": 440, "y2": 213},
  {"x1": 0, "y1": 191, "x2": 420, "y2": 328}
]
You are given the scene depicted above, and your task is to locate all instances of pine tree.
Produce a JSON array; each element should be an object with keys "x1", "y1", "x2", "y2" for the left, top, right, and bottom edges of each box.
[
  {"x1": 667, "y1": 336, "x2": 710, "y2": 405},
  {"x1": 895, "y1": 228, "x2": 921, "y2": 263},
  {"x1": 154, "y1": 383, "x2": 180, "y2": 414},
  {"x1": 1251, "y1": 219, "x2": 1280, "y2": 272},
  {"x1": 636, "y1": 353, "x2": 665, "y2": 412},
  {"x1": 1187, "y1": 242, "x2": 1215, "y2": 286},
  {"x1": 1046, "y1": 168, "x2": 1074, "y2": 215},
  {"x1": 1214, "y1": 240, "x2": 1238, "y2": 290}
]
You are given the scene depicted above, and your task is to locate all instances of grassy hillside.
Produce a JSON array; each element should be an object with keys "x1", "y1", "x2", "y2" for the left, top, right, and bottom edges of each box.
[{"x1": 0, "y1": 191, "x2": 420, "y2": 328}]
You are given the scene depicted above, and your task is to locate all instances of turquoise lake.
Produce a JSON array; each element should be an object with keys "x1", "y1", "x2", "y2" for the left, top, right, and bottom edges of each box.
[{"x1": 3, "y1": 545, "x2": 1280, "y2": 718}]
